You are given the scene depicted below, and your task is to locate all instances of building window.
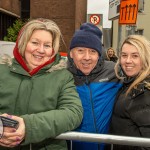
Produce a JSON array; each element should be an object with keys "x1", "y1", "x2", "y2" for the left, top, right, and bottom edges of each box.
[
  {"x1": 21, "y1": 0, "x2": 30, "y2": 19},
  {"x1": 0, "y1": 12, "x2": 17, "y2": 40}
]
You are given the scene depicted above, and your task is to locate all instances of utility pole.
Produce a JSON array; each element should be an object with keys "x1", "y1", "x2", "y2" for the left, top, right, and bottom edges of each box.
[{"x1": 117, "y1": 24, "x2": 122, "y2": 55}]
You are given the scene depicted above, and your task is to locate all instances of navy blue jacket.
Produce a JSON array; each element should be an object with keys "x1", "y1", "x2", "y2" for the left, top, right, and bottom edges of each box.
[{"x1": 67, "y1": 57, "x2": 122, "y2": 150}]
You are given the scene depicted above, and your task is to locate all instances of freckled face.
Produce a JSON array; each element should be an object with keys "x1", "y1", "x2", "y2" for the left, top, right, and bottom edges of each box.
[
  {"x1": 120, "y1": 43, "x2": 143, "y2": 77},
  {"x1": 70, "y1": 47, "x2": 99, "y2": 75},
  {"x1": 25, "y1": 30, "x2": 53, "y2": 70}
]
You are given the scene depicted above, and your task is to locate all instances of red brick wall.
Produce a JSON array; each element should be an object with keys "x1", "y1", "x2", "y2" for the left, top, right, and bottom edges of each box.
[
  {"x1": 0, "y1": 0, "x2": 87, "y2": 51},
  {"x1": 30, "y1": 0, "x2": 87, "y2": 52},
  {"x1": 0, "y1": 0, "x2": 20, "y2": 17}
]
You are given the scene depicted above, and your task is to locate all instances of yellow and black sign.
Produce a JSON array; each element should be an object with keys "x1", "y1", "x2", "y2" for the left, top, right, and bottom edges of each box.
[{"x1": 119, "y1": 0, "x2": 138, "y2": 24}]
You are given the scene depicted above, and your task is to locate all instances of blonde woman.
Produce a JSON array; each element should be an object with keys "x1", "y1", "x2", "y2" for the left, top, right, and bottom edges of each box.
[
  {"x1": 110, "y1": 35, "x2": 150, "y2": 150},
  {"x1": 106, "y1": 47, "x2": 118, "y2": 62},
  {"x1": 0, "y1": 18, "x2": 83, "y2": 150}
]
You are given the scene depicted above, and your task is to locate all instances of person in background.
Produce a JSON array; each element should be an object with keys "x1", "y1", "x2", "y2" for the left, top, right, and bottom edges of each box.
[
  {"x1": 0, "y1": 18, "x2": 83, "y2": 150},
  {"x1": 110, "y1": 35, "x2": 150, "y2": 150},
  {"x1": 67, "y1": 22, "x2": 122, "y2": 150},
  {"x1": 106, "y1": 47, "x2": 118, "y2": 63}
]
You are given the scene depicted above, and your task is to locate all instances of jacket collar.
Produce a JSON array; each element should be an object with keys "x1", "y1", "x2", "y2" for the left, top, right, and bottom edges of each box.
[
  {"x1": 125, "y1": 77, "x2": 150, "y2": 98},
  {"x1": 67, "y1": 54, "x2": 104, "y2": 85},
  {"x1": 1, "y1": 54, "x2": 66, "y2": 76}
]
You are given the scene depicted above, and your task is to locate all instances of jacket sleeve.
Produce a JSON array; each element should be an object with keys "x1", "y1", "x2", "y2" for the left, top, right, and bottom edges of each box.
[
  {"x1": 21, "y1": 71, "x2": 83, "y2": 145},
  {"x1": 128, "y1": 89, "x2": 150, "y2": 139}
]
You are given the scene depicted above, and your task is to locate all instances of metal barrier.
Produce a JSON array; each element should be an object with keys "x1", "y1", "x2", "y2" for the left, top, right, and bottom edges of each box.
[{"x1": 56, "y1": 132, "x2": 150, "y2": 147}]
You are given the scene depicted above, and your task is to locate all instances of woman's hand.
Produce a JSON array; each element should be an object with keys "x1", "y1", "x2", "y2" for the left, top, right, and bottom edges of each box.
[{"x1": 0, "y1": 114, "x2": 25, "y2": 147}]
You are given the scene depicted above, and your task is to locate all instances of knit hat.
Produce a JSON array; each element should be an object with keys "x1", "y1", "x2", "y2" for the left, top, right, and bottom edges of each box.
[{"x1": 70, "y1": 22, "x2": 102, "y2": 55}]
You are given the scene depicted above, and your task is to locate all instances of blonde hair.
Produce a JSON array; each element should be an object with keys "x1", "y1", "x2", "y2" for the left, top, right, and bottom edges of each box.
[
  {"x1": 18, "y1": 18, "x2": 63, "y2": 58},
  {"x1": 115, "y1": 35, "x2": 150, "y2": 95},
  {"x1": 106, "y1": 47, "x2": 118, "y2": 60}
]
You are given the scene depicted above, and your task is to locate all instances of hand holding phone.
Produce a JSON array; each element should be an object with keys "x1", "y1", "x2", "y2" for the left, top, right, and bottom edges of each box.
[
  {"x1": 0, "y1": 116, "x2": 19, "y2": 129},
  {"x1": 0, "y1": 116, "x2": 19, "y2": 138}
]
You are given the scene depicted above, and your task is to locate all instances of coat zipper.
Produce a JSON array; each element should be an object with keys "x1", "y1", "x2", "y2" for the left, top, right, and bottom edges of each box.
[{"x1": 86, "y1": 80, "x2": 100, "y2": 150}]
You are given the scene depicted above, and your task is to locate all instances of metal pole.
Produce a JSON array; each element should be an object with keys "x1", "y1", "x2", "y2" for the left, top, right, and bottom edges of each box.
[
  {"x1": 56, "y1": 132, "x2": 150, "y2": 147},
  {"x1": 117, "y1": 24, "x2": 122, "y2": 55}
]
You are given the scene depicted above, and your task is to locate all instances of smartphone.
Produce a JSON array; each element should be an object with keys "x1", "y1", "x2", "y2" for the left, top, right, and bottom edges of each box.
[{"x1": 0, "y1": 116, "x2": 19, "y2": 129}]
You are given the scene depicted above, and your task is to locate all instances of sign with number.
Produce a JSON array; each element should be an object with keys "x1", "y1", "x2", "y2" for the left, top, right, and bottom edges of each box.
[{"x1": 119, "y1": 0, "x2": 138, "y2": 24}]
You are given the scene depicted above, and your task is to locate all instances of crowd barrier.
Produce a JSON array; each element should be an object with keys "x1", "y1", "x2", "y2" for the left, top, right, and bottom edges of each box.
[{"x1": 56, "y1": 131, "x2": 150, "y2": 147}]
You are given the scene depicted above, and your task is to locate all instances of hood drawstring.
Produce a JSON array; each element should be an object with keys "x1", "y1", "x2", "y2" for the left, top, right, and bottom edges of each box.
[{"x1": 30, "y1": 144, "x2": 32, "y2": 150}]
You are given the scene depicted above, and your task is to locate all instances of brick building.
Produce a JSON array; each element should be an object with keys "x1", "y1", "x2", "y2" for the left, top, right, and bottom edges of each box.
[
  {"x1": 0, "y1": 0, "x2": 87, "y2": 52},
  {"x1": 0, "y1": 0, "x2": 20, "y2": 40}
]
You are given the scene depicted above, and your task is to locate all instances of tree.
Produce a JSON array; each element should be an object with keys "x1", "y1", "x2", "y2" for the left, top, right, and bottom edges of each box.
[{"x1": 4, "y1": 19, "x2": 25, "y2": 42}]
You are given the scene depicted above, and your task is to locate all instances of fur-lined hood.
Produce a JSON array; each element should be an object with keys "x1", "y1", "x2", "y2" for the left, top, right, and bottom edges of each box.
[
  {"x1": 46, "y1": 57, "x2": 67, "y2": 73},
  {"x1": 0, "y1": 54, "x2": 67, "y2": 73}
]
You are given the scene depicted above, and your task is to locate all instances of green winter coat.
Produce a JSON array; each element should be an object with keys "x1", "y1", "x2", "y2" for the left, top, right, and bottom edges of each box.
[{"x1": 0, "y1": 54, "x2": 83, "y2": 150}]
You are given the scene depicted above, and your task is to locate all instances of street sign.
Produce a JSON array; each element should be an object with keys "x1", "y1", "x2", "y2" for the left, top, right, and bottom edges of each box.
[
  {"x1": 109, "y1": 0, "x2": 120, "y2": 20},
  {"x1": 90, "y1": 14, "x2": 101, "y2": 25},
  {"x1": 87, "y1": 14, "x2": 103, "y2": 26},
  {"x1": 87, "y1": 14, "x2": 103, "y2": 39},
  {"x1": 119, "y1": 0, "x2": 138, "y2": 24}
]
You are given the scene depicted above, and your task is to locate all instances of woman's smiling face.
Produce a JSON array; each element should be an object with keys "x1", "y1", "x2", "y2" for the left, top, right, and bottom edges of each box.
[
  {"x1": 120, "y1": 43, "x2": 143, "y2": 77},
  {"x1": 25, "y1": 30, "x2": 53, "y2": 70}
]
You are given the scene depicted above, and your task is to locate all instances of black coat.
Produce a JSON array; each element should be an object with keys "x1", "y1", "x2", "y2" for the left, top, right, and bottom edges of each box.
[
  {"x1": 110, "y1": 77, "x2": 150, "y2": 150},
  {"x1": 105, "y1": 56, "x2": 118, "y2": 63}
]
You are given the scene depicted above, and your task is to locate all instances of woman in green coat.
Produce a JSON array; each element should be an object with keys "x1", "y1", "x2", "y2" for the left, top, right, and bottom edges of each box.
[{"x1": 0, "y1": 18, "x2": 83, "y2": 150}]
